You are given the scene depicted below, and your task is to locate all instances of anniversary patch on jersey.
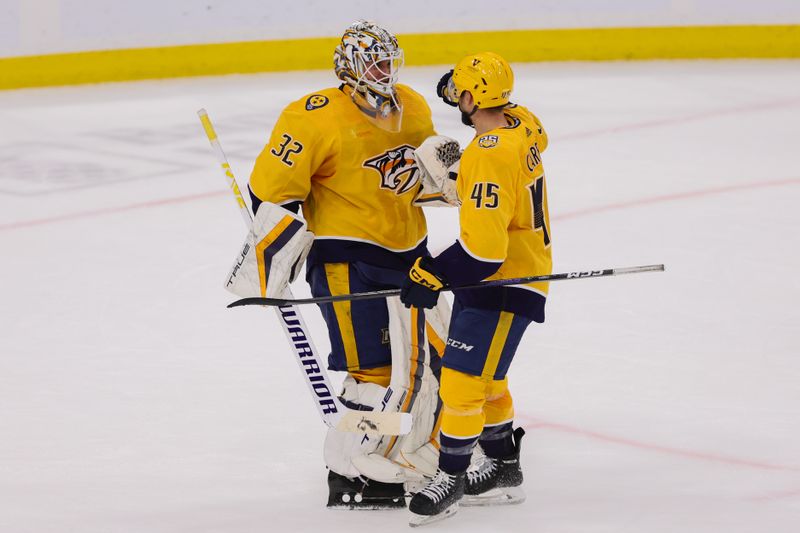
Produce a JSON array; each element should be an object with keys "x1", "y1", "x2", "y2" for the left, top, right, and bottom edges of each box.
[
  {"x1": 363, "y1": 144, "x2": 420, "y2": 195},
  {"x1": 305, "y1": 94, "x2": 329, "y2": 111},
  {"x1": 478, "y1": 135, "x2": 499, "y2": 148}
]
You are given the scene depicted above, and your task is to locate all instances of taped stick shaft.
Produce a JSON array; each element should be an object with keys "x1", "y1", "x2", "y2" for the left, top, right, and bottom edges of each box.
[{"x1": 197, "y1": 109, "x2": 252, "y2": 227}]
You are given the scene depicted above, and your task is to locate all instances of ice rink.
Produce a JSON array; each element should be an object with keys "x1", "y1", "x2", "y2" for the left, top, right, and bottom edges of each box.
[{"x1": 1, "y1": 60, "x2": 799, "y2": 532}]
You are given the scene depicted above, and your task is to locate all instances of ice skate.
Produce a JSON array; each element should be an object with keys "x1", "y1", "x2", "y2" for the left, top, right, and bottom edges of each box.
[
  {"x1": 462, "y1": 427, "x2": 526, "y2": 507},
  {"x1": 408, "y1": 469, "x2": 465, "y2": 527}
]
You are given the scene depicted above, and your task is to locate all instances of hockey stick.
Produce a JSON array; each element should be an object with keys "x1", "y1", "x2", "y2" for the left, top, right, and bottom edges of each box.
[
  {"x1": 227, "y1": 264, "x2": 665, "y2": 308},
  {"x1": 197, "y1": 109, "x2": 411, "y2": 437}
]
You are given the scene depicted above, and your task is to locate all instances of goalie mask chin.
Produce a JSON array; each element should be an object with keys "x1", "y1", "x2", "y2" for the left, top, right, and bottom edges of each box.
[
  {"x1": 348, "y1": 85, "x2": 403, "y2": 132},
  {"x1": 334, "y1": 20, "x2": 404, "y2": 132}
]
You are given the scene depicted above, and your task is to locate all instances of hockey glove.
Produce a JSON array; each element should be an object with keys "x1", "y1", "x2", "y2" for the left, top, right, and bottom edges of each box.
[
  {"x1": 401, "y1": 257, "x2": 446, "y2": 309},
  {"x1": 224, "y1": 202, "x2": 314, "y2": 298},
  {"x1": 436, "y1": 70, "x2": 458, "y2": 107},
  {"x1": 413, "y1": 135, "x2": 462, "y2": 207}
]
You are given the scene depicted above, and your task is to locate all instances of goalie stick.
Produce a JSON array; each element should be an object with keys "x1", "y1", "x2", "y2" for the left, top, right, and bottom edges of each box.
[
  {"x1": 227, "y1": 264, "x2": 665, "y2": 307},
  {"x1": 197, "y1": 109, "x2": 411, "y2": 437}
]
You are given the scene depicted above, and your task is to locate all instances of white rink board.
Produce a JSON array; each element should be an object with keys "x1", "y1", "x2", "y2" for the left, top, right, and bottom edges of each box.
[
  {"x1": 0, "y1": 60, "x2": 799, "y2": 532},
  {"x1": 3, "y1": 0, "x2": 800, "y2": 56}
]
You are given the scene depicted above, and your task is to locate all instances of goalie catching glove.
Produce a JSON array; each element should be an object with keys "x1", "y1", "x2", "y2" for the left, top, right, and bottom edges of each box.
[
  {"x1": 225, "y1": 202, "x2": 314, "y2": 298},
  {"x1": 413, "y1": 135, "x2": 462, "y2": 207}
]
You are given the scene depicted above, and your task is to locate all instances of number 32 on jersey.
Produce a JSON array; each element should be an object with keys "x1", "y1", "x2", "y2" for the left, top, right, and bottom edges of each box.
[{"x1": 270, "y1": 133, "x2": 304, "y2": 167}]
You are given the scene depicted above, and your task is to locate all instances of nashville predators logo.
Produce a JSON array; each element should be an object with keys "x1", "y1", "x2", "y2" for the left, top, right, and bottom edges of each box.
[
  {"x1": 363, "y1": 144, "x2": 420, "y2": 195},
  {"x1": 305, "y1": 94, "x2": 329, "y2": 111}
]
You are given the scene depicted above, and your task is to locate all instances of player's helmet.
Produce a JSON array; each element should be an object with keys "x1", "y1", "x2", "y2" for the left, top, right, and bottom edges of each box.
[
  {"x1": 334, "y1": 20, "x2": 404, "y2": 131},
  {"x1": 446, "y1": 52, "x2": 514, "y2": 108}
]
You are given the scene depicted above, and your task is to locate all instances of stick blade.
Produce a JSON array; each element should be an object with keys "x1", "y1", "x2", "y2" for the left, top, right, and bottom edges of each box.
[
  {"x1": 409, "y1": 505, "x2": 459, "y2": 527},
  {"x1": 227, "y1": 297, "x2": 288, "y2": 308}
]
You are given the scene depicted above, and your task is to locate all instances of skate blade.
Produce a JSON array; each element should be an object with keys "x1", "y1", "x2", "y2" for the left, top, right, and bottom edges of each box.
[
  {"x1": 328, "y1": 501, "x2": 406, "y2": 511},
  {"x1": 461, "y1": 486, "x2": 525, "y2": 507},
  {"x1": 408, "y1": 504, "x2": 458, "y2": 527},
  {"x1": 327, "y1": 494, "x2": 406, "y2": 511}
]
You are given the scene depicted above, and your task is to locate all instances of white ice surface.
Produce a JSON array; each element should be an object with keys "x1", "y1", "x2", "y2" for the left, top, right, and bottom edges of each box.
[{"x1": 1, "y1": 61, "x2": 799, "y2": 532}]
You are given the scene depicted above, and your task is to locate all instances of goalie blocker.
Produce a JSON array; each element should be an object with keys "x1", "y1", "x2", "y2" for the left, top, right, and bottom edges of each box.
[{"x1": 225, "y1": 202, "x2": 314, "y2": 299}]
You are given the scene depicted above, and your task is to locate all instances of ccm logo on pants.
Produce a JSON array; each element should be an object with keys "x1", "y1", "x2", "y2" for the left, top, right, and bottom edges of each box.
[{"x1": 446, "y1": 339, "x2": 474, "y2": 352}]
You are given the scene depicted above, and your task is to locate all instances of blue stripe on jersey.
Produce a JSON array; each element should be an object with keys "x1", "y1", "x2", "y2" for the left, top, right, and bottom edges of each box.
[
  {"x1": 249, "y1": 186, "x2": 302, "y2": 215},
  {"x1": 248, "y1": 185, "x2": 263, "y2": 214},
  {"x1": 433, "y1": 240, "x2": 501, "y2": 286},
  {"x1": 307, "y1": 238, "x2": 428, "y2": 272},
  {"x1": 433, "y1": 241, "x2": 546, "y2": 323}
]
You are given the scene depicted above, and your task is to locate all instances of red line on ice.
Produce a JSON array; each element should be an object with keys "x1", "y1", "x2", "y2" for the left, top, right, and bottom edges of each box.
[
  {"x1": 557, "y1": 97, "x2": 800, "y2": 141},
  {"x1": 518, "y1": 414, "x2": 800, "y2": 472},
  {"x1": 0, "y1": 190, "x2": 226, "y2": 232},
  {"x1": 552, "y1": 177, "x2": 800, "y2": 221},
  {"x1": 3, "y1": 176, "x2": 799, "y2": 233},
  {"x1": 748, "y1": 488, "x2": 800, "y2": 502},
  {"x1": 2, "y1": 96, "x2": 799, "y2": 233}
]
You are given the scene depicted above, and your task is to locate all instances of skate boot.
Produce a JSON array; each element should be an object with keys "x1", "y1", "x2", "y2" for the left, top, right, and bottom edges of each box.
[
  {"x1": 408, "y1": 469, "x2": 465, "y2": 527},
  {"x1": 462, "y1": 427, "x2": 526, "y2": 506},
  {"x1": 326, "y1": 470, "x2": 406, "y2": 510}
]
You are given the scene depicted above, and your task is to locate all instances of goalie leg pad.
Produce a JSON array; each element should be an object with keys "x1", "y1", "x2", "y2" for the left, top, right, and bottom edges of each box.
[
  {"x1": 425, "y1": 297, "x2": 452, "y2": 359},
  {"x1": 324, "y1": 375, "x2": 395, "y2": 478},
  {"x1": 322, "y1": 264, "x2": 452, "y2": 485},
  {"x1": 352, "y1": 298, "x2": 442, "y2": 482}
]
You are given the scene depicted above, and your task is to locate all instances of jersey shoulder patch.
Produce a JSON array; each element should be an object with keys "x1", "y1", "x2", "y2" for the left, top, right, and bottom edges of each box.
[
  {"x1": 478, "y1": 134, "x2": 499, "y2": 148},
  {"x1": 305, "y1": 94, "x2": 330, "y2": 111}
]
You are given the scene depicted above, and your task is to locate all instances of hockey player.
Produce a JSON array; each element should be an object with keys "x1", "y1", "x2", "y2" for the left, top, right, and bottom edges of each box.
[
  {"x1": 400, "y1": 52, "x2": 552, "y2": 526},
  {"x1": 224, "y1": 21, "x2": 451, "y2": 508}
]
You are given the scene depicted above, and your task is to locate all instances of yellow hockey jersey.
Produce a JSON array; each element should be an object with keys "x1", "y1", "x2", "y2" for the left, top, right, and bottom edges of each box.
[
  {"x1": 249, "y1": 84, "x2": 435, "y2": 256},
  {"x1": 457, "y1": 103, "x2": 552, "y2": 295},
  {"x1": 433, "y1": 103, "x2": 552, "y2": 321}
]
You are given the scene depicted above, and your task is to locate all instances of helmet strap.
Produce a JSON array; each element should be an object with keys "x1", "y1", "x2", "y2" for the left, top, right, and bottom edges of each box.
[{"x1": 459, "y1": 102, "x2": 479, "y2": 127}]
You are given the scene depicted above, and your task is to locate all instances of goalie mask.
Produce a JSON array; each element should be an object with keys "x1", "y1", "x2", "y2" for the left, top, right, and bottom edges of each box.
[{"x1": 334, "y1": 20, "x2": 404, "y2": 132}]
